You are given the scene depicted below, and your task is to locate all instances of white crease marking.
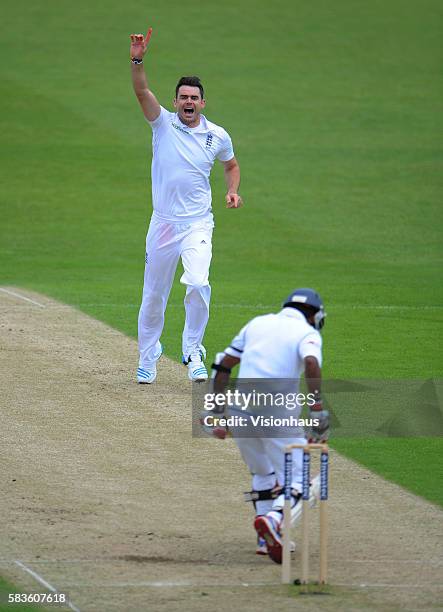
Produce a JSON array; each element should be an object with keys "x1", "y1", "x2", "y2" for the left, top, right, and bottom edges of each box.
[
  {"x1": 0, "y1": 288, "x2": 46, "y2": 308},
  {"x1": 14, "y1": 560, "x2": 80, "y2": 612}
]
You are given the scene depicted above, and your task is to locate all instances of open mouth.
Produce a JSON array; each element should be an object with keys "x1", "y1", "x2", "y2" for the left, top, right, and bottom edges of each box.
[{"x1": 184, "y1": 107, "x2": 194, "y2": 116}]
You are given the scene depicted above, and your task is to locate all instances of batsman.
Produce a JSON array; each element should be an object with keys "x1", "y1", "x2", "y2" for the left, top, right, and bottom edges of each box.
[{"x1": 207, "y1": 288, "x2": 329, "y2": 564}]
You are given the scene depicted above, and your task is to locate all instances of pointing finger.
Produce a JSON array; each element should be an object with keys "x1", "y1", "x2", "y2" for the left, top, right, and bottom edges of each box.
[{"x1": 145, "y1": 27, "x2": 153, "y2": 45}]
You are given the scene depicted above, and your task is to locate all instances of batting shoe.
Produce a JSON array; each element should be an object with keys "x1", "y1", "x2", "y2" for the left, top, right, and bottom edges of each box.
[
  {"x1": 186, "y1": 348, "x2": 208, "y2": 382},
  {"x1": 137, "y1": 346, "x2": 163, "y2": 384},
  {"x1": 256, "y1": 536, "x2": 268, "y2": 556},
  {"x1": 256, "y1": 534, "x2": 295, "y2": 556},
  {"x1": 254, "y1": 514, "x2": 283, "y2": 564}
]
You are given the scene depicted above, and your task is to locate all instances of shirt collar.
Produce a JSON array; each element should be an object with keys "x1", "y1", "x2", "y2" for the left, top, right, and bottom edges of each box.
[
  {"x1": 175, "y1": 113, "x2": 210, "y2": 133},
  {"x1": 279, "y1": 307, "x2": 307, "y2": 321}
]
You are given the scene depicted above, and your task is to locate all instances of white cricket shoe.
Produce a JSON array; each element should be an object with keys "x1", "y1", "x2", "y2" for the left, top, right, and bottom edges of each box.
[
  {"x1": 186, "y1": 349, "x2": 208, "y2": 382},
  {"x1": 137, "y1": 366, "x2": 157, "y2": 384},
  {"x1": 137, "y1": 346, "x2": 162, "y2": 384},
  {"x1": 182, "y1": 345, "x2": 207, "y2": 365}
]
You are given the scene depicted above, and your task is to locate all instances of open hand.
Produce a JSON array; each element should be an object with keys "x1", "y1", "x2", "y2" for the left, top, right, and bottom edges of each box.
[{"x1": 130, "y1": 28, "x2": 153, "y2": 60}]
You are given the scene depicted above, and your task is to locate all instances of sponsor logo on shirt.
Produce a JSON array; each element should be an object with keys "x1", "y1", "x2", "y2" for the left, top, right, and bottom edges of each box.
[
  {"x1": 172, "y1": 121, "x2": 190, "y2": 134},
  {"x1": 205, "y1": 133, "x2": 213, "y2": 149}
]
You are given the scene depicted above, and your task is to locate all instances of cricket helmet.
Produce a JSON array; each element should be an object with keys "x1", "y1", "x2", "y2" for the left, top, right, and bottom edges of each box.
[{"x1": 282, "y1": 288, "x2": 326, "y2": 330}]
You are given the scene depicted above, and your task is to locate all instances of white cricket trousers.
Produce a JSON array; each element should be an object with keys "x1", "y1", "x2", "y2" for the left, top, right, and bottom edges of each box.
[
  {"x1": 234, "y1": 435, "x2": 306, "y2": 515},
  {"x1": 138, "y1": 215, "x2": 213, "y2": 369}
]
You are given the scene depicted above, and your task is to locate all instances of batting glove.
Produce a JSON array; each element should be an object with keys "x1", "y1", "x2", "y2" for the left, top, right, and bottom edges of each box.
[{"x1": 308, "y1": 405, "x2": 330, "y2": 443}]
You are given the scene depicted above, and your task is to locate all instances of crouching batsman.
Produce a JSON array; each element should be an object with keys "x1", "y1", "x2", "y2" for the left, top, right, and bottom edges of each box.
[{"x1": 205, "y1": 288, "x2": 329, "y2": 564}]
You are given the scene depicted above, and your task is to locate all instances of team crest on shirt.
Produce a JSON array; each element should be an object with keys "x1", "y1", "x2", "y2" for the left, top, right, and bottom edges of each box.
[{"x1": 205, "y1": 133, "x2": 213, "y2": 149}]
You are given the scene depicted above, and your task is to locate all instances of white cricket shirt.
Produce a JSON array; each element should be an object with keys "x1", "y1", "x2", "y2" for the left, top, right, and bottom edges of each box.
[
  {"x1": 148, "y1": 106, "x2": 234, "y2": 222},
  {"x1": 225, "y1": 308, "x2": 323, "y2": 380}
]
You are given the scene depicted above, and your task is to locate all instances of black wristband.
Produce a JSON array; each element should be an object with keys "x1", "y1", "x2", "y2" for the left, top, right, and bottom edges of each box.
[
  {"x1": 131, "y1": 57, "x2": 143, "y2": 65},
  {"x1": 211, "y1": 363, "x2": 232, "y2": 374}
]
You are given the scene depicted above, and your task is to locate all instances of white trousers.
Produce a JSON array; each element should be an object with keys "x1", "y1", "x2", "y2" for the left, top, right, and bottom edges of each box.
[
  {"x1": 138, "y1": 216, "x2": 213, "y2": 368},
  {"x1": 235, "y1": 436, "x2": 306, "y2": 515}
]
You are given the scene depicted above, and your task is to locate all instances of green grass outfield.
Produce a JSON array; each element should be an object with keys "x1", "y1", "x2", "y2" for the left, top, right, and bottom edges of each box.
[{"x1": 1, "y1": 0, "x2": 442, "y2": 521}]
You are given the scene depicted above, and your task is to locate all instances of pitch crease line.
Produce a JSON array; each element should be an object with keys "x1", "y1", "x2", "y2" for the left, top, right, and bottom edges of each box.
[
  {"x1": 336, "y1": 582, "x2": 443, "y2": 589},
  {"x1": 14, "y1": 561, "x2": 80, "y2": 612},
  {"x1": 56, "y1": 581, "x2": 276, "y2": 588},
  {"x1": 60, "y1": 302, "x2": 442, "y2": 311},
  {"x1": 0, "y1": 288, "x2": 46, "y2": 308},
  {"x1": 46, "y1": 581, "x2": 439, "y2": 590},
  {"x1": 1, "y1": 557, "x2": 440, "y2": 566},
  {"x1": 347, "y1": 559, "x2": 443, "y2": 565}
]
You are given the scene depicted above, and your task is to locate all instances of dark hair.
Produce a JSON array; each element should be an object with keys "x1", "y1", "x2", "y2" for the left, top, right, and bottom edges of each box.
[{"x1": 175, "y1": 76, "x2": 204, "y2": 100}]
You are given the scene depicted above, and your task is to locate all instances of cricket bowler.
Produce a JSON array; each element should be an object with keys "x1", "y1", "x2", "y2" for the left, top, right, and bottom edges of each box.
[{"x1": 130, "y1": 27, "x2": 242, "y2": 384}]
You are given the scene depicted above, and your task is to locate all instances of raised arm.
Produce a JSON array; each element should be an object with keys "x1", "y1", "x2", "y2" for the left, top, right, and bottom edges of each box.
[{"x1": 130, "y1": 28, "x2": 161, "y2": 122}]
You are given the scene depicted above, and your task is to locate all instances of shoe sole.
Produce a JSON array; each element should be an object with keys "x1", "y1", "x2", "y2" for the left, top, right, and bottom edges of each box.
[
  {"x1": 188, "y1": 374, "x2": 208, "y2": 382},
  {"x1": 256, "y1": 543, "x2": 294, "y2": 556},
  {"x1": 254, "y1": 516, "x2": 282, "y2": 564}
]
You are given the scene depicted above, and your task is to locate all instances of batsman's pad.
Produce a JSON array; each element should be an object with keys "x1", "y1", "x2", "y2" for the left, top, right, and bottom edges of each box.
[
  {"x1": 245, "y1": 484, "x2": 282, "y2": 516},
  {"x1": 270, "y1": 474, "x2": 320, "y2": 525},
  {"x1": 290, "y1": 474, "x2": 320, "y2": 526}
]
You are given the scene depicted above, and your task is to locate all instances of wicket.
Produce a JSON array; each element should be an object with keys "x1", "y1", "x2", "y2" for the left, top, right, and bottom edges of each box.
[{"x1": 282, "y1": 443, "x2": 329, "y2": 585}]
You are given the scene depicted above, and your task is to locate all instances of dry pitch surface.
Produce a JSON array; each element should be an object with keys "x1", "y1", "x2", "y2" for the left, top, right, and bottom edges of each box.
[{"x1": 0, "y1": 287, "x2": 442, "y2": 612}]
